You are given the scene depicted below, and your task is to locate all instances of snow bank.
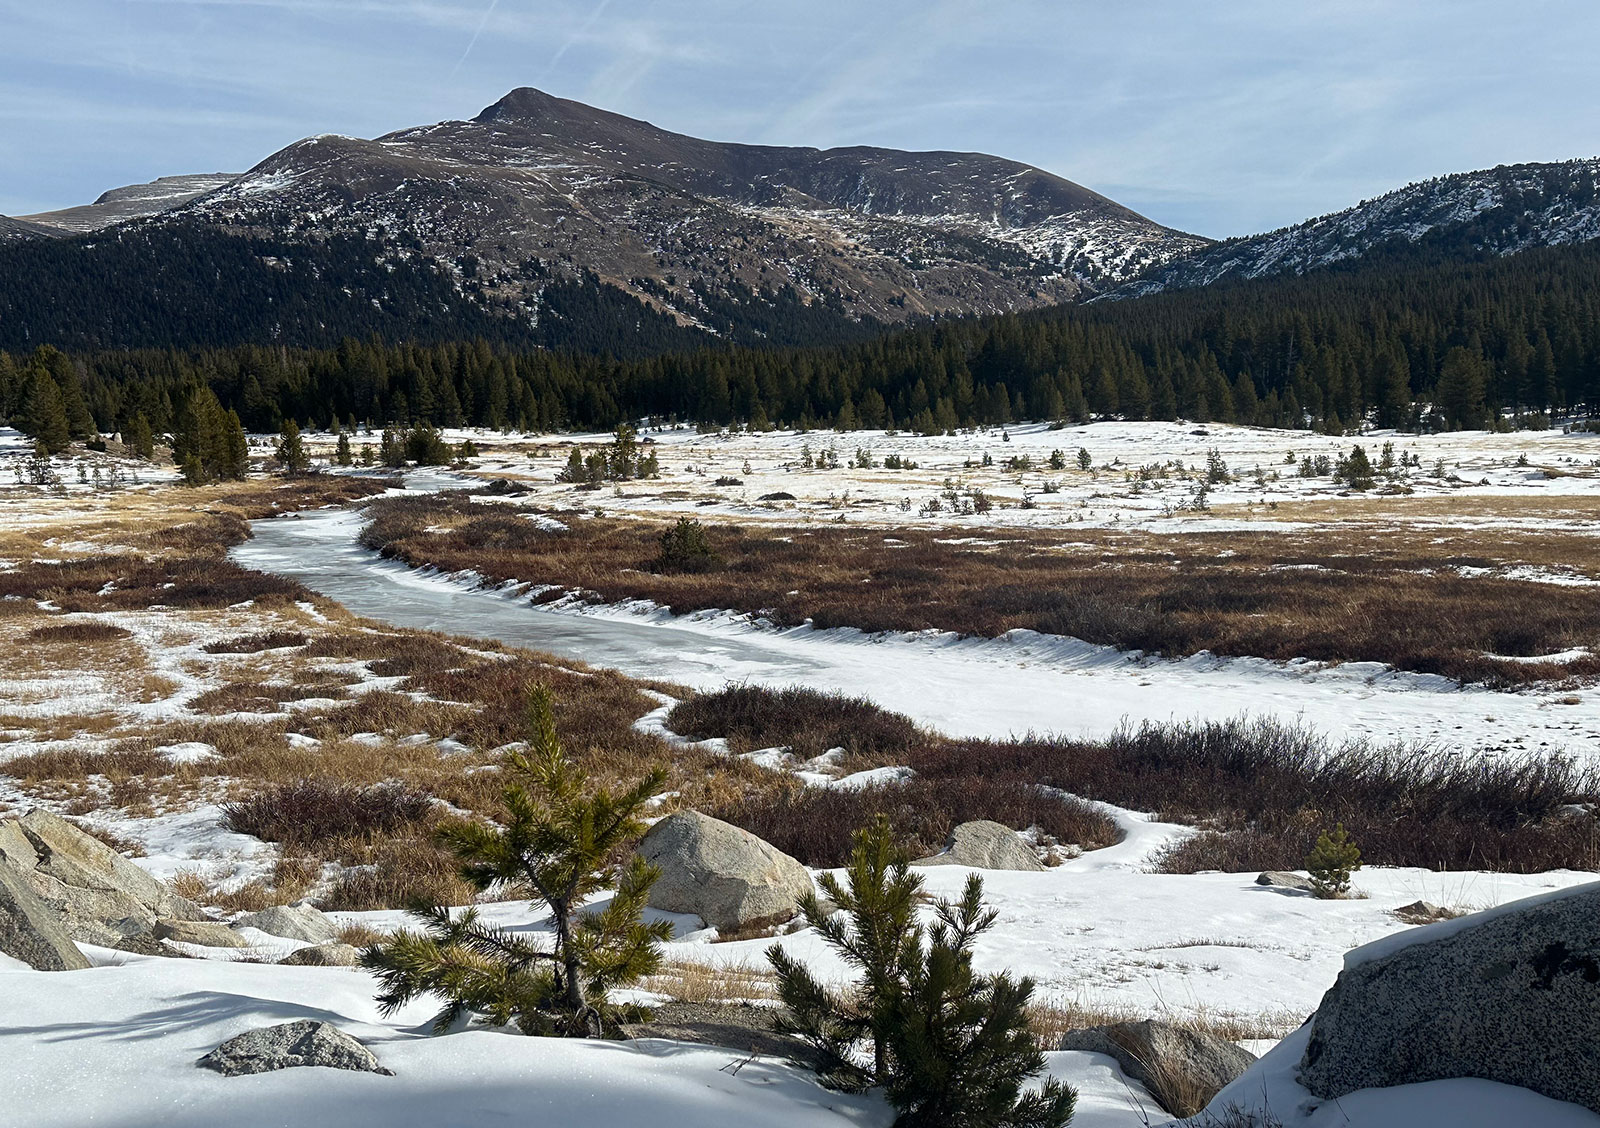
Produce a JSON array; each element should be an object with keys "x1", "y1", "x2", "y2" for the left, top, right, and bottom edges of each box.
[{"x1": 0, "y1": 957, "x2": 892, "y2": 1128}]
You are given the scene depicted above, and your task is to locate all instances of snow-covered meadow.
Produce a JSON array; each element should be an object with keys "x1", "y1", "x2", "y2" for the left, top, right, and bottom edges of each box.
[
  {"x1": 406, "y1": 417, "x2": 1600, "y2": 532},
  {"x1": 3, "y1": 421, "x2": 1599, "y2": 1126}
]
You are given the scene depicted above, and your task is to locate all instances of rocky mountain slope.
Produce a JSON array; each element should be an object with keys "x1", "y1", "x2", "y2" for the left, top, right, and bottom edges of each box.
[
  {"x1": 20, "y1": 174, "x2": 239, "y2": 234},
  {"x1": 0, "y1": 215, "x2": 62, "y2": 243},
  {"x1": 1116, "y1": 158, "x2": 1600, "y2": 297},
  {"x1": 180, "y1": 87, "x2": 1205, "y2": 330}
]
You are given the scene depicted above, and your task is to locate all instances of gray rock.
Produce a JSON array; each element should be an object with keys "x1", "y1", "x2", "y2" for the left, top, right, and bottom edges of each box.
[
  {"x1": 914, "y1": 820, "x2": 1046, "y2": 871},
  {"x1": 0, "y1": 861, "x2": 90, "y2": 971},
  {"x1": 198, "y1": 1020, "x2": 392, "y2": 1077},
  {"x1": 637, "y1": 810, "x2": 814, "y2": 932},
  {"x1": 17, "y1": 809, "x2": 208, "y2": 921},
  {"x1": 1298, "y1": 882, "x2": 1600, "y2": 1115},
  {"x1": 1255, "y1": 870, "x2": 1314, "y2": 892},
  {"x1": 1392, "y1": 899, "x2": 1454, "y2": 923},
  {"x1": 27, "y1": 870, "x2": 158, "y2": 945},
  {"x1": 154, "y1": 918, "x2": 252, "y2": 948},
  {"x1": 278, "y1": 942, "x2": 363, "y2": 967},
  {"x1": 235, "y1": 904, "x2": 340, "y2": 944},
  {"x1": 1059, "y1": 1020, "x2": 1255, "y2": 1116},
  {"x1": 0, "y1": 819, "x2": 39, "y2": 868}
]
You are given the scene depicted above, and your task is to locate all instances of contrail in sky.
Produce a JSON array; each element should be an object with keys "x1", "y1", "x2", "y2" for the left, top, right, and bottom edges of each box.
[
  {"x1": 544, "y1": 0, "x2": 612, "y2": 77},
  {"x1": 451, "y1": 0, "x2": 503, "y2": 79}
]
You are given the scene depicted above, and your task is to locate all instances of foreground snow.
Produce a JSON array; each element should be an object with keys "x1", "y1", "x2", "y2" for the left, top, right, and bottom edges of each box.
[
  {"x1": 6, "y1": 874, "x2": 1598, "y2": 1128},
  {"x1": 0, "y1": 956, "x2": 890, "y2": 1128}
]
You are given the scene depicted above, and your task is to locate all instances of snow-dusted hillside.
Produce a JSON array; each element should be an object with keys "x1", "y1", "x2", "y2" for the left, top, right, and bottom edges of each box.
[
  {"x1": 21, "y1": 173, "x2": 240, "y2": 234},
  {"x1": 1117, "y1": 158, "x2": 1600, "y2": 297},
  {"x1": 0, "y1": 214, "x2": 62, "y2": 243},
  {"x1": 181, "y1": 87, "x2": 1207, "y2": 327}
]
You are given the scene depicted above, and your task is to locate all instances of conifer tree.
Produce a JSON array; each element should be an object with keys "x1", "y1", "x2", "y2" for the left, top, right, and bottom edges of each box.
[
  {"x1": 124, "y1": 413, "x2": 155, "y2": 460},
  {"x1": 364, "y1": 686, "x2": 669, "y2": 1036},
  {"x1": 336, "y1": 431, "x2": 353, "y2": 466},
  {"x1": 221, "y1": 409, "x2": 249, "y2": 479},
  {"x1": 379, "y1": 426, "x2": 406, "y2": 468},
  {"x1": 17, "y1": 368, "x2": 71, "y2": 454},
  {"x1": 1435, "y1": 348, "x2": 1488, "y2": 430},
  {"x1": 1306, "y1": 824, "x2": 1362, "y2": 899},
  {"x1": 769, "y1": 818, "x2": 1074, "y2": 1127},
  {"x1": 275, "y1": 419, "x2": 309, "y2": 476}
]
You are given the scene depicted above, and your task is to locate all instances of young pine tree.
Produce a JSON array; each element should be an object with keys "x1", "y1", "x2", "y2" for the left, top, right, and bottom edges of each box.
[
  {"x1": 379, "y1": 426, "x2": 406, "y2": 468},
  {"x1": 1306, "y1": 823, "x2": 1362, "y2": 899},
  {"x1": 364, "y1": 686, "x2": 670, "y2": 1036},
  {"x1": 769, "y1": 817, "x2": 1075, "y2": 1128},
  {"x1": 335, "y1": 431, "x2": 353, "y2": 466},
  {"x1": 275, "y1": 419, "x2": 309, "y2": 476}
]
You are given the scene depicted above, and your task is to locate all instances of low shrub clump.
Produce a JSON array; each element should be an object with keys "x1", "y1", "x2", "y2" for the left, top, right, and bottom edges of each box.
[
  {"x1": 707, "y1": 778, "x2": 1117, "y2": 868},
  {"x1": 27, "y1": 622, "x2": 133, "y2": 644},
  {"x1": 668, "y1": 683, "x2": 923, "y2": 760},
  {"x1": 202, "y1": 631, "x2": 309, "y2": 654},
  {"x1": 654, "y1": 516, "x2": 720, "y2": 572},
  {"x1": 221, "y1": 779, "x2": 438, "y2": 847}
]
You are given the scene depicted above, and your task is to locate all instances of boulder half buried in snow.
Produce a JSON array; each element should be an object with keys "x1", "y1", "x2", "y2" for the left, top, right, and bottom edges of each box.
[
  {"x1": 1059, "y1": 1019, "x2": 1254, "y2": 1117},
  {"x1": 1255, "y1": 870, "x2": 1314, "y2": 893},
  {"x1": 155, "y1": 918, "x2": 253, "y2": 948},
  {"x1": 1297, "y1": 881, "x2": 1600, "y2": 1115},
  {"x1": 914, "y1": 820, "x2": 1045, "y2": 871},
  {"x1": 198, "y1": 1020, "x2": 392, "y2": 1077},
  {"x1": 637, "y1": 810, "x2": 813, "y2": 931},
  {"x1": 234, "y1": 904, "x2": 340, "y2": 944},
  {"x1": 278, "y1": 942, "x2": 363, "y2": 967}
]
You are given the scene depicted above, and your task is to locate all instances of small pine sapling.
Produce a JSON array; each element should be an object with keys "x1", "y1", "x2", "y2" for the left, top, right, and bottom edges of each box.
[
  {"x1": 769, "y1": 817, "x2": 1075, "y2": 1128},
  {"x1": 364, "y1": 685, "x2": 670, "y2": 1036},
  {"x1": 1306, "y1": 823, "x2": 1362, "y2": 899}
]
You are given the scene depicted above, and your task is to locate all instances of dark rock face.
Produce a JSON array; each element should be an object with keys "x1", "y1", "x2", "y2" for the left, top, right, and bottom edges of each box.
[
  {"x1": 1298, "y1": 883, "x2": 1600, "y2": 1115},
  {"x1": 198, "y1": 1020, "x2": 392, "y2": 1077}
]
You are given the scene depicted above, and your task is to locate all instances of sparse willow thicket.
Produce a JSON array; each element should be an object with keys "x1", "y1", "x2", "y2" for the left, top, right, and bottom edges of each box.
[{"x1": 357, "y1": 490, "x2": 1600, "y2": 686}]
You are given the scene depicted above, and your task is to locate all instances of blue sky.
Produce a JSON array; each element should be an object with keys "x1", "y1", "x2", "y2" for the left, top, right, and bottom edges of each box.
[{"x1": 3, "y1": 0, "x2": 1597, "y2": 236}]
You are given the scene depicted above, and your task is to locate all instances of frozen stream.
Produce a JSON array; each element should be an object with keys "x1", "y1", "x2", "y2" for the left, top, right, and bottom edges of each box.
[{"x1": 229, "y1": 474, "x2": 1600, "y2": 755}]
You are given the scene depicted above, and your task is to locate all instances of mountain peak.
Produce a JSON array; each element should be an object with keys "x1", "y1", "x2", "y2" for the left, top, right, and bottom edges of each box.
[{"x1": 472, "y1": 87, "x2": 645, "y2": 133}]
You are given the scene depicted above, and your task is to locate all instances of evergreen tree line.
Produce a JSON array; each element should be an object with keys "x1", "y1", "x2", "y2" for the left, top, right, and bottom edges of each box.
[
  {"x1": 0, "y1": 222, "x2": 880, "y2": 356},
  {"x1": 7, "y1": 242, "x2": 1600, "y2": 438}
]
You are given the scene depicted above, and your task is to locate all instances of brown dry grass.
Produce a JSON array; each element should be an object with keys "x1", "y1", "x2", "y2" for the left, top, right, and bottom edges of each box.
[
  {"x1": 361, "y1": 492, "x2": 1600, "y2": 686},
  {"x1": 1028, "y1": 995, "x2": 1300, "y2": 1049},
  {"x1": 641, "y1": 958, "x2": 778, "y2": 1004}
]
